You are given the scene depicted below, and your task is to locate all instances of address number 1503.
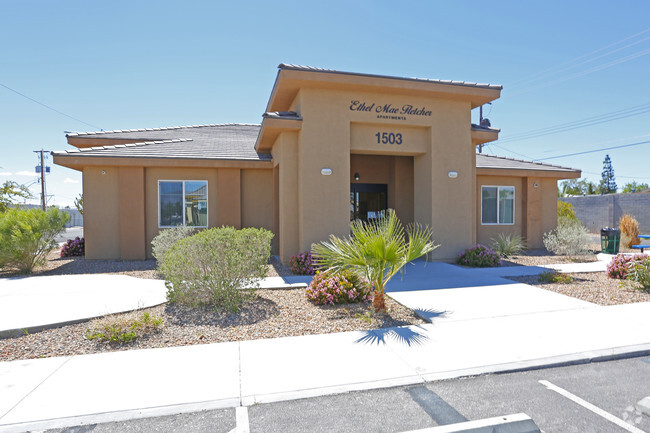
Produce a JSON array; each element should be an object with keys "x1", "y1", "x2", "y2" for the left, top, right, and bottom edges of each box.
[{"x1": 375, "y1": 132, "x2": 403, "y2": 145}]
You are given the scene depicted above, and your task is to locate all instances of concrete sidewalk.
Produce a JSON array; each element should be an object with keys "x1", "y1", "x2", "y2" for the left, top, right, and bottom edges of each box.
[{"x1": 3, "y1": 257, "x2": 650, "y2": 433}]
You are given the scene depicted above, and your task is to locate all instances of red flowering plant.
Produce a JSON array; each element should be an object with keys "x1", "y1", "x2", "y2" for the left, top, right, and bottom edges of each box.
[
  {"x1": 457, "y1": 244, "x2": 501, "y2": 267},
  {"x1": 607, "y1": 253, "x2": 648, "y2": 279},
  {"x1": 289, "y1": 251, "x2": 317, "y2": 275},
  {"x1": 305, "y1": 270, "x2": 372, "y2": 306},
  {"x1": 61, "y1": 237, "x2": 85, "y2": 257}
]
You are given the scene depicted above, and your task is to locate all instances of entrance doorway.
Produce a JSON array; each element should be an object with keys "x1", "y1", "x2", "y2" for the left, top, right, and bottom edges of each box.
[{"x1": 350, "y1": 183, "x2": 387, "y2": 221}]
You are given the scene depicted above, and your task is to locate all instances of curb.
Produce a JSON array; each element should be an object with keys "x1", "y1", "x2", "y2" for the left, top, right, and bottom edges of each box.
[{"x1": 401, "y1": 413, "x2": 540, "y2": 433}]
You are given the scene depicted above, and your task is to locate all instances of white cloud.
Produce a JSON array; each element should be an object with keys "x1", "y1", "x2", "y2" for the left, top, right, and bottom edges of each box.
[
  {"x1": 63, "y1": 178, "x2": 79, "y2": 184},
  {"x1": 15, "y1": 171, "x2": 36, "y2": 177},
  {"x1": 0, "y1": 172, "x2": 11, "y2": 176}
]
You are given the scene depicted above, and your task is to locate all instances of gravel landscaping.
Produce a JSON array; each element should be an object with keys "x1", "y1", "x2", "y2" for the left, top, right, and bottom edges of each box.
[{"x1": 0, "y1": 288, "x2": 423, "y2": 362}]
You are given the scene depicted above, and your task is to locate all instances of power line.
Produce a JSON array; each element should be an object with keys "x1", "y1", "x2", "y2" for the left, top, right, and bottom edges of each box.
[
  {"x1": 509, "y1": 28, "x2": 650, "y2": 90},
  {"x1": 495, "y1": 103, "x2": 650, "y2": 144},
  {"x1": 534, "y1": 139, "x2": 650, "y2": 161},
  {"x1": 0, "y1": 82, "x2": 102, "y2": 130}
]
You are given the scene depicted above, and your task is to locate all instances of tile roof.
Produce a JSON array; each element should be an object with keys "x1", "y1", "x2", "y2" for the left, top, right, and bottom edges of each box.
[
  {"x1": 56, "y1": 124, "x2": 270, "y2": 161},
  {"x1": 476, "y1": 154, "x2": 579, "y2": 173},
  {"x1": 279, "y1": 64, "x2": 503, "y2": 90}
]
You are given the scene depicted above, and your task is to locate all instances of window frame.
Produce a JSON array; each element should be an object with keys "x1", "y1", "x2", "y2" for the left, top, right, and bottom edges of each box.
[
  {"x1": 158, "y1": 180, "x2": 209, "y2": 229},
  {"x1": 480, "y1": 185, "x2": 515, "y2": 226}
]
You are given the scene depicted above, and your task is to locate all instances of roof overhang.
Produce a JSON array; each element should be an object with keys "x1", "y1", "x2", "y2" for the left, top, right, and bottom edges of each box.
[
  {"x1": 52, "y1": 154, "x2": 272, "y2": 171},
  {"x1": 476, "y1": 167, "x2": 581, "y2": 179},
  {"x1": 266, "y1": 65, "x2": 502, "y2": 113},
  {"x1": 471, "y1": 125, "x2": 500, "y2": 145},
  {"x1": 255, "y1": 116, "x2": 302, "y2": 152}
]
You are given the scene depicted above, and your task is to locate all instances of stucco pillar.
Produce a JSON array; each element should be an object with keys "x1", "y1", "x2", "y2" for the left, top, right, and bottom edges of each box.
[
  {"x1": 217, "y1": 168, "x2": 241, "y2": 228},
  {"x1": 277, "y1": 133, "x2": 300, "y2": 263},
  {"x1": 119, "y1": 166, "x2": 146, "y2": 260},
  {"x1": 523, "y1": 177, "x2": 543, "y2": 248}
]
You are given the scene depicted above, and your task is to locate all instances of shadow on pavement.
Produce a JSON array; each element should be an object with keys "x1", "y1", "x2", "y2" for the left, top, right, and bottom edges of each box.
[{"x1": 354, "y1": 325, "x2": 430, "y2": 347}]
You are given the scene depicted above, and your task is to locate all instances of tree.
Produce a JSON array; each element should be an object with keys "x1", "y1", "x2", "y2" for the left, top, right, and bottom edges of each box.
[
  {"x1": 0, "y1": 181, "x2": 33, "y2": 213},
  {"x1": 559, "y1": 178, "x2": 598, "y2": 196},
  {"x1": 621, "y1": 181, "x2": 649, "y2": 193},
  {"x1": 74, "y1": 194, "x2": 83, "y2": 215},
  {"x1": 598, "y1": 154, "x2": 617, "y2": 194},
  {"x1": 312, "y1": 210, "x2": 438, "y2": 312}
]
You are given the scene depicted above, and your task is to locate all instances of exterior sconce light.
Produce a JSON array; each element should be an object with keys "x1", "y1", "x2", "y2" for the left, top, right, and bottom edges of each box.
[
  {"x1": 321, "y1": 168, "x2": 332, "y2": 176},
  {"x1": 447, "y1": 171, "x2": 458, "y2": 179},
  {"x1": 101, "y1": 170, "x2": 107, "y2": 175},
  {"x1": 354, "y1": 172, "x2": 360, "y2": 181},
  {"x1": 533, "y1": 182, "x2": 539, "y2": 188}
]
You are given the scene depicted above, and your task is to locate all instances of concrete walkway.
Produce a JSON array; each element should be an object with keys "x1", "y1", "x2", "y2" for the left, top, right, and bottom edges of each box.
[{"x1": 2, "y1": 258, "x2": 650, "y2": 433}]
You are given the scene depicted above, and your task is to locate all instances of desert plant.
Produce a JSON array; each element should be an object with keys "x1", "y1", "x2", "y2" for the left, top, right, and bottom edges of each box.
[
  {"x1": 626, "y1": 256, "x2": 650, "y2": 289},
  {"x1": 606, "y1": 254, "x2": 647, "y2": 279},
  {"x1": 61, "y1": 237, "x2": 85, "y2": 257},
  {"x1": 305, "y1": 269, "x2": 372, "y2": 306},
  {"x1": 542, "y1": 217, "x2": 589, "y2": 256},
  {"x1": 151, "y1": 226, "x2": 196, "y2": 264},
  {"x1": 457, "y1": 244, "x2": 501, "y2": 267},
  {"x1": 0, "y1": 207, "x2": 68, "y2": 273},
  {"x1": 557, "y1": 201, "x2": 578, "y2": 221},
  {"x1": 312, "y1": 209, "x2": 437, "y2": 312},
  {"x1": 491, "y1": 233, "x2": 526, "y2": 258},
  {"x1": 538, "y1": 270, "x2": 573, "y2": 284},
  {"x1": 289, "y1": 251, "x2": 317, "y2": 275},
  {"x1": 160, "y1": 226, "x2": 273, "y2": 312},
  {"x1": 619, "y1": 214, "x2": 640, "y2": 249},
  {"x1": 85, "y1": 311, "x2": 163, "y2": 343}
]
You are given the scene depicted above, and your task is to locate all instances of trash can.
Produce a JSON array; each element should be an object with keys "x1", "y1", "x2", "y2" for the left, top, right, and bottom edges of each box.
[{"x1": 600, "y1": 227, "x2": 621, "y2": 254}]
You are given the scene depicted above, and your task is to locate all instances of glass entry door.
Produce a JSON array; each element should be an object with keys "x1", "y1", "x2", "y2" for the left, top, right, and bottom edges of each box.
[{"x1": 350, "y1": 183, "x2": 388, "y2": 221}]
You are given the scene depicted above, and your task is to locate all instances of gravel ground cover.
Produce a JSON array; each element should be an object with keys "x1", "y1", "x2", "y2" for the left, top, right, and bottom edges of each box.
[
  {"x1": 0, "y1": 289, "x2": 423, "y2": 362},
  {"x1": 507, "y1": 272, "x2": 649, "y2": 306}
]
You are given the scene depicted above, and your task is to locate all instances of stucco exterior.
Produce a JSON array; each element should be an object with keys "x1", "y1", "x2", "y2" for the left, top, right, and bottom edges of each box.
[{"x1": 53, "y1": 64, "x2": 580, "y2": 262}]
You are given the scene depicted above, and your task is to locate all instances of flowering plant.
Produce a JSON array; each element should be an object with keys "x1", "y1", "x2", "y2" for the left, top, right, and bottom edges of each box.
[
  {"x1": 305, "y1": 270, "x2": 372, "y2": 306},
  {"x1": 607, "y1": 253, "x2": 648, "y2": 279},
  {"x1": 61, "y1": 237, "x2": 85, "y2": 257},
  {"x1": 289, "y1": 251, "x2": 317, "y2": 275},
  {"x1": 457, "y1": 244, "x2": 501, "y2": 267}
]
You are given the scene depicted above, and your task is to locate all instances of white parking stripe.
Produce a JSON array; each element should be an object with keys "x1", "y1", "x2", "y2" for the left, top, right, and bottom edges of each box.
[
  {"x1": 236, "y1": 406, "x2": 250, "y2": 433},
  {"x1": 539, "y1": 380, "x2": 645, "y2": 433}
]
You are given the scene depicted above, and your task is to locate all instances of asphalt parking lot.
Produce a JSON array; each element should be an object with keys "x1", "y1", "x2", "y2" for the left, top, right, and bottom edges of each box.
[{"x1": 47, "y1": 355, "x2": 650, "y2": 433}]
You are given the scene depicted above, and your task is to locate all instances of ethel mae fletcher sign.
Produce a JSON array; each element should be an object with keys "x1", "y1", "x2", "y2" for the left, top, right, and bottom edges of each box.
[{"x1": 349, "y1": 100, "x2": 432, "y2": 121}]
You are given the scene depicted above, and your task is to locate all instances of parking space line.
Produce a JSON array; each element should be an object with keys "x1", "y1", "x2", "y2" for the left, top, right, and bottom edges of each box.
[{"x1": 539, "y1": 380, "x2": 645, "y2": 433}]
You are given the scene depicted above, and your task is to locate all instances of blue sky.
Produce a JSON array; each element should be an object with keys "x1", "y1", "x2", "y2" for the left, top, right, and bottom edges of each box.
[{"x1": 2, "y1": 0, "x2": 649, "y2": 206}]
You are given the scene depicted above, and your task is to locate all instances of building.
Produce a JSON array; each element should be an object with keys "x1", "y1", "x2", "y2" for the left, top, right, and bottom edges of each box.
[{"x1": 53, "y1": 64, "x2": 580, "y2": 262}]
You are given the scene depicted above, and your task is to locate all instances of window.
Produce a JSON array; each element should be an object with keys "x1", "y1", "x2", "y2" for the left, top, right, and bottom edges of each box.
[
  {"x1": 481, "y1": 186, "x2": 514, "y2": 225},
  {"x1": 159, "y1": 180, "x2": 208, "y2": 228}
]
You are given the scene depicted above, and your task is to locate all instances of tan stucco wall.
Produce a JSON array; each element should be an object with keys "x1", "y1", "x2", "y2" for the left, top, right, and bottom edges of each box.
[
  {"x1": 476, "y1": 175, "x2": 559, "y2": 249},
  {"x1": 476, "y1": 175, "x2": 525, "y2": 246},
  {"x1": 241, "y1": 169, "x2": 274, "y2": 231},
  {"x1": 83, "y1": 167, "x2": 120, "y2": 259}
]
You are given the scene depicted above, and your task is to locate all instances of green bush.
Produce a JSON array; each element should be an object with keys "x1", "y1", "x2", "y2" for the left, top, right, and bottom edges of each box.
[
  {"x1": 626, "y1": 257, "x2": 650, "y2": 290},
  {"x1": 457, "y1": 244, "x2": 501, "y2": 267},
  {"x1": 538, "y1": 270, "x2": 573, "y2": 284},
  {"x1": 305, "y1": 269, "x2": 372, "y2": 305},
  {"x1": 86, "y1": 311, "x2": 163, "y2": 343},
  {"x1": 543, "y1": 217, "x2": 589, "y2": 256},
  {"x1": 160, "y1": 226, "x2": 273, "y2": 312},
  {"x1": 151, "y1": 226, "x2": 196, "y2": 264},
  {"x1": 557, "y1": 201, "x2": 578, "y2": 221},
  {"x1": 491, "y1": 233, "x2": 526, "y2": 258},
  {"x1": 0, "y1": 207, "x2": 68, "y2": 273}
]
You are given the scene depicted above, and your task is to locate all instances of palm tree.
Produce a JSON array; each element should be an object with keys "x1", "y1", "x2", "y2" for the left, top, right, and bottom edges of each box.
[{"x1": 312, "y1": 210, "x2": 438, "y2": 312}]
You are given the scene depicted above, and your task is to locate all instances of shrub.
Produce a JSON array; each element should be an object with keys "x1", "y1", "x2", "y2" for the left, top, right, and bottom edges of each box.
[
  {"x1": 305, "y1": 269, "x2": 372, "y2": 306},
  {"x1": 491, "y1": 233, "x2": 526, "y2": 258},
  {"x1": 627, "y1": 257, "x2": 650, "y2": 289},
  {"x1": 457, "y1": 244, "x2": 501, "y2": 267},
  {"x1": 543, "y1": 217, "x2": 589, "y2": 256},
  {"x1": 85, "y1": 311, "x2": 163, "y2": 343},
  {"x1": 557, "y1": 201, "x2": 578, "y2": 221},
  {"x1": 0, "y1": 207, "x2": 68, "y2": 273},
  {"x1": 160, "y1": 226, "x2": 273, "y2": 312},
  {"x1": 61, "y1": 237, "x2": 85, "y2": 257},
  {"x1": 538, "y1": 270, "x2": 573, "y2": 284},
  {"x1": 289, "y1": 251, "x2": 317, "y2": 275},
  {"x1": 619, "y1": 214, "x2": 640, "y2": 249},
  {"x1": 151, "y1": 226, "x2": 196, "y2": 264}
]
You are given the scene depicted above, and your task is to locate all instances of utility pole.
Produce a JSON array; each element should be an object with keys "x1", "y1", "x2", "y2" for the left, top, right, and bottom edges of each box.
[{"x1": 33, "y1": 149, "x2": 50, "y2": 211}]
